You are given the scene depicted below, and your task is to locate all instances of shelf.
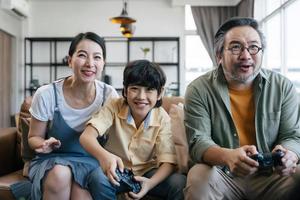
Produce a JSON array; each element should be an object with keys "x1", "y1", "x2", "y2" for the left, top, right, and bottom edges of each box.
[
  {"x1": 24, "y1": 36, "x2": 180, "y2": 97},
  {"x1": 25, "y1": 63, "x2": 68, "y2": 67}
]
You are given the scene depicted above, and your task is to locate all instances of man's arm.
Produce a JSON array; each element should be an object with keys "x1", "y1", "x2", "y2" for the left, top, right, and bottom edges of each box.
[
  {"x1": 184, "y1": 81, "x2": 258, "y2": 177},
  {"x1": 203, "y1": 145, "x2": 259, "y2": 177}
]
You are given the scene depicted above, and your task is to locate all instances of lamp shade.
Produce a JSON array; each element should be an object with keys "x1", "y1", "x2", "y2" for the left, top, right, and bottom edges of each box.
[
  {"x1": 120, "y1": 23, "x2": 135, "y2": 38},
  {"x1": 110, "y1": 1, "x2": 136, "y2": 24}
]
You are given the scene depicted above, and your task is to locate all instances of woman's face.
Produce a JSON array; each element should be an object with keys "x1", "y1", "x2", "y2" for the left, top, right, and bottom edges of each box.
[{"x1": 68, "y1": 39, "x2": 105, "y2": 83}]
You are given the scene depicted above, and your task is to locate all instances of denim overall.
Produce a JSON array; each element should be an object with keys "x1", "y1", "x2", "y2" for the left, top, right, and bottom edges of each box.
[{"x1": 28, "y1": 82, "x2": 107, "y2": 199}]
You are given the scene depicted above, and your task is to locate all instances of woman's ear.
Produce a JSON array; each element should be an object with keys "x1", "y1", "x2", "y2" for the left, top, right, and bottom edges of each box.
[{"x1": 67, "y1": 56, "x2": 72, "y2": 68}]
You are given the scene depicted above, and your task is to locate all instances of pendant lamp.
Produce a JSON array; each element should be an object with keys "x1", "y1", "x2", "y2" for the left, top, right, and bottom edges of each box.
[
  {"x1": 110, "y1": 0, "x2": 136, "y2": 24},
  {"x1": 120, "y1": 23, "x2": 135, "y2": 38}
]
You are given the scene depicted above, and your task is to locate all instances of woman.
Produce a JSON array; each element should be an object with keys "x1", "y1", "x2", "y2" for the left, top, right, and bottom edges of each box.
[{"x1": 27, "y1": 32, "x2": 118, "y2": 199}]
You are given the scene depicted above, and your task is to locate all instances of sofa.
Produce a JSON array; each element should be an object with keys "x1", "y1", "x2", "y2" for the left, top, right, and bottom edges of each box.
[
  {"x1": 0, "y1": 127, "x2": 26, "y2": 200},
  {"x1": 0, "y1": 96, "x2": 188, "y2": 200}
]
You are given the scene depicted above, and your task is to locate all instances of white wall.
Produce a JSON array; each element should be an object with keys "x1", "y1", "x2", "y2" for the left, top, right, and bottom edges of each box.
[
  {"x1": 28, "y1": 0, "x2": 184, "y2": 37},
  {"x1": 0, "y1": 8, "x2": 26, "y2": 114},
  {"x1": 27, "y1": 0, "x2": 186, "y2": 94},
  {"x1": 1, "y1": 0, "x2": 185, "y2": 114}
]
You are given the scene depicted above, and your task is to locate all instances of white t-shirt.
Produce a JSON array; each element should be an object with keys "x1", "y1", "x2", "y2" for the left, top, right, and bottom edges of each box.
[{"x1": 30, "y1": 79, "x2": 119, "y2": 132}]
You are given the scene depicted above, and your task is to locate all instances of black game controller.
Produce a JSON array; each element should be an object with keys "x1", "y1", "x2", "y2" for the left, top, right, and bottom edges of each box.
[
  {"x1": 115, "y1": 168, "x2": 142, "y2": 193},
  {"x1": 250, "y1": 149, "x2": 285, "y2": 170}
]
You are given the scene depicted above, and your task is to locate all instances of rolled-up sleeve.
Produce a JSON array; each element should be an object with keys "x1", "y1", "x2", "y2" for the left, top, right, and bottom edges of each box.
[{"x1": 184, "y1": 83, "x2": 217, "y2": 164}]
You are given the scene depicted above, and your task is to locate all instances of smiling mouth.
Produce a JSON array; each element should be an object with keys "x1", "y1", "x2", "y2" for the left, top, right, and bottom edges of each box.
[
  {"x1": 82, "y1": 70, "x2": 95, "y2": 76},
  {"x1": 134, "y1": 102, "x2": 148, "y2": 107}
]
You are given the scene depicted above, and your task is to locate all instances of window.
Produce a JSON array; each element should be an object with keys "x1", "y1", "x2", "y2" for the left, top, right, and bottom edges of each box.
[
  {"x1": 184, "y1": 5, "x2": 213, "y2": 90},
  {"x1": 257, "y1": 0, "x2": 300, "y2": 91}
]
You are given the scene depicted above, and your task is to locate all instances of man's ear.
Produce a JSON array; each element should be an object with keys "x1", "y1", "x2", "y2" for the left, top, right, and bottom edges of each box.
[{"x1": 216, "y1": 53, "x2": 223, "y2": 66}]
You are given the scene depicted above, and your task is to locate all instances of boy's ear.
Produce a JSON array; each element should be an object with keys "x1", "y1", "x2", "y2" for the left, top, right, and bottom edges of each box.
[
  {"x1": 158, "y1": 87, "x2": 165, "y2": 100},
  {"x1": 123, "y1": 88, "x2": 127, "y2": 97}
]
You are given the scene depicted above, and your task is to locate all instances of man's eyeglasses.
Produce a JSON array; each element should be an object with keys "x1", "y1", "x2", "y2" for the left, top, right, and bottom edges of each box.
[{"x1": 225, "y1": 44, "x2": 263, "y2": 55}]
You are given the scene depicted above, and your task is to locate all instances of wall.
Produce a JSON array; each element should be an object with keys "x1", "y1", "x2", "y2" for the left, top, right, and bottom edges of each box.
[
  {"x1": 27, "y1": 0, "x2": 186, "y2": 94},
  {"x1": 0, "y1": 8, "x2": 25, "y2": 114},
  {"x1": 0, "y1": 0, "x2": 185, "y2": 115}
]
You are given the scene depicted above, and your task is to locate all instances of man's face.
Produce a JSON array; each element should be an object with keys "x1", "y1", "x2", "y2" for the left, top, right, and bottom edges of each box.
[{"x1": 219, "y1": 26, "x2": 263, "y2": 85}]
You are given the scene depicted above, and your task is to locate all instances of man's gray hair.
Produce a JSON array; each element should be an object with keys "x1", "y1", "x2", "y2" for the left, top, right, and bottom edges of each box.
[{"x1": 213, "y1": 17, "x2": 266, "y2": 61}]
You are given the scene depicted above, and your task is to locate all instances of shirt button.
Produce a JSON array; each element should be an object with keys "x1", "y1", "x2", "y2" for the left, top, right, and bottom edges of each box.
[{"x1": 233, "y1": 133, "x2": 237, "y2": 137}]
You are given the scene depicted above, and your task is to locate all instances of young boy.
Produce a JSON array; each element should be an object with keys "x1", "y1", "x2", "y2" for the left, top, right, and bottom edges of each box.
[{"x1": 80, "y1": 60, "x2": 186, "y2": 200}]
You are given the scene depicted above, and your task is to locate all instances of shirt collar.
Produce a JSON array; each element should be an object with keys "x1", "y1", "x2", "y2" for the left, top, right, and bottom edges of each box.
[{"x1": 118, "y1": 101, "x2": 160, "y2": 129}]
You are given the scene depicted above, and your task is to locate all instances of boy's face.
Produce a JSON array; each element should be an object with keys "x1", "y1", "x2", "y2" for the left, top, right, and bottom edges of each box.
[{"x1": 125, "y1": 85, "x2": 162, "y2": 123}]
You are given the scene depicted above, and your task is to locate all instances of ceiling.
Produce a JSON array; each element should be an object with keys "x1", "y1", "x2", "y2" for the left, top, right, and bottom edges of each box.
[{"x1": 28, "y1": 0, "x2": 242, "y2": 7}]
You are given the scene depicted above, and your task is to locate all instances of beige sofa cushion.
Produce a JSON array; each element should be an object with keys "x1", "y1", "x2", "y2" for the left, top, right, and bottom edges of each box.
[
  {"x1": 169, "y1": 103, "x2": 189, "y2": 174},
  {"x1": 17, "y1": 96, "x2": 35, "y2": 177}
]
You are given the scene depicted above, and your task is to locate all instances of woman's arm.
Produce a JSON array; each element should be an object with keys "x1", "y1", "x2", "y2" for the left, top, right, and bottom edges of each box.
[
  {"x1": 28, "y1": 117, "x2": 48, "y2": 150},
  {"x1": 28, "y1": 117, "x2": 60, "y2": 153}
]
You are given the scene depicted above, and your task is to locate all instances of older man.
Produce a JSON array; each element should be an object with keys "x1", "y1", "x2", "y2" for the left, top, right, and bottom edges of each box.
[{"x1": 184, "y1": 17, "x2": 300, "y2": 200}]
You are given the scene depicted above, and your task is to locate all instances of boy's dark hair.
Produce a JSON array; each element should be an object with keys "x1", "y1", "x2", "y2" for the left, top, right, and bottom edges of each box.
[
  {"x1": 122, "y1": 60, "x2": 166, "y2": 107},
  {"x1": 214, "y1": 17, "x2": 266, "y2": 61},
  {"x1": 68, "y1": 32, "x2": 106, "y2": 60}
]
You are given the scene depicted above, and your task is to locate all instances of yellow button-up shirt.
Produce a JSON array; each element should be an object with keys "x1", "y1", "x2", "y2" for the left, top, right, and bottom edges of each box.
[{"x1": 88, "y1": 98, "x2": 177, "y2": 176}]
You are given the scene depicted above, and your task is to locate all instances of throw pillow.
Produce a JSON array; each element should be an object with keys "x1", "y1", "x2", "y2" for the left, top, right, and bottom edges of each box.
[
  {"x1": 169, "y1": 103, "x2": 189, "y2": 174},
  {"x1": 19, "y1": 117, "x2": 35, "y2": 177}
]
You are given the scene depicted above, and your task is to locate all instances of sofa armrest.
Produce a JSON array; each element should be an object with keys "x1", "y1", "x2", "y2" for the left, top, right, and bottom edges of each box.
[{"x1": 0, "y1": 128, "x2": 22, "y2": 176}]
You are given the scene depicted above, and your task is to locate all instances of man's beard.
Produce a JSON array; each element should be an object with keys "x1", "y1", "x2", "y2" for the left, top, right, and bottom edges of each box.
[{"x1": 223, "y1": 64, "x2": 260, "y2": 84}]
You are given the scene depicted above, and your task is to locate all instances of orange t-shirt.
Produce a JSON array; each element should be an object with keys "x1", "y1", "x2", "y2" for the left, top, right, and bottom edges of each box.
[{"x1": 229, "y1": 87, "x2": 256, "y2": 146}]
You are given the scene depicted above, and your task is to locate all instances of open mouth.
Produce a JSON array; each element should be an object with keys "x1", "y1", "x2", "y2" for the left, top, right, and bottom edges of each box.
[{"x1": 239, "y1": 64, "x2": 253, "y2": 72}]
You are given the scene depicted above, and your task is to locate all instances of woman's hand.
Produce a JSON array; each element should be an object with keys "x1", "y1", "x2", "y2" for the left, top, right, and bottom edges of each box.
[
  {"x1": 99, "y1": 151, "x2": 124, "y2": 186},
  {"x1": 35, "y1": 137, "x2": 61, "y2": 153}
]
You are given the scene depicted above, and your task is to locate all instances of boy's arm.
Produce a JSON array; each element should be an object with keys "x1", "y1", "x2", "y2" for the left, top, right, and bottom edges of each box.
[
  {"x1": 145, "y1": 162, "x2": 175, "y2": 189},
  {"x1": 129, "y1": 163, "x2": 175, "y2": 199},
  {"x1": 79, "y1": 125, "x2": 124, "y2": 185}
]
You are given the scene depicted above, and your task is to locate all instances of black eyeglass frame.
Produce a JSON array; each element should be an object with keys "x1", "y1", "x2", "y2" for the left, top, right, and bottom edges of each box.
[{"x1": 225, "y1": 44, "x2": 263, "y2": 55}]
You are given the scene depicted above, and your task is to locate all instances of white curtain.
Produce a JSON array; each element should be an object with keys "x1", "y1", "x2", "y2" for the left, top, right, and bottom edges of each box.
[
  {"x1": 191, "y1": 0, "x2": 254, "y2": 66},
  {"x1": 0, "y1": 30, "x2": 12, "y2": 128}
]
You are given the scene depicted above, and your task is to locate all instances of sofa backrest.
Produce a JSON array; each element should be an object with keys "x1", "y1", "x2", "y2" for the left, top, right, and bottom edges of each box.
[
  {"x1": 19, "y1": 96, "x2": 190, "y2": 176},
  {"x1": 162, "y1": 96, "x2": 190, "y2": 174}
]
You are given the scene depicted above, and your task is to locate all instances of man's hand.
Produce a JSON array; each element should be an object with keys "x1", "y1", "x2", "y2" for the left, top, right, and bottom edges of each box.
[
  {"x1": 225, "y1": 145, "x2": 259, "y2": 177},
  {"x1": 273, "y1": 145, "x2": 298, "y2": 176},
  {"x1": 35, "y1": 137, "x2": 61, "y2": 153},
  {"x1": 99, "y1": 151, "x2": 124, "y2": 186}
]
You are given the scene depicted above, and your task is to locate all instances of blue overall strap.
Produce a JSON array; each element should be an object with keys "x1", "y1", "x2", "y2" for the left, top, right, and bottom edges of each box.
[
  {"x1": 102, "y1": 83, "x2": 107, "y2": 106},
  {"x1": 52, "y1": 82, "x2": 59, "y2": 110}
]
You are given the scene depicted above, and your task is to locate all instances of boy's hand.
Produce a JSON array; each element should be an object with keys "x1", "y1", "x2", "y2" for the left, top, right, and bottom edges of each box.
[
  {"x1": 35, "y1": 137, "x2": 61, "y2": 153},
  {"x1": 127, "y1": 176, "x2": 151, "y2": 200},
  {"x1": 100, "y1": 152, "x2": 124, "y2": 186}
]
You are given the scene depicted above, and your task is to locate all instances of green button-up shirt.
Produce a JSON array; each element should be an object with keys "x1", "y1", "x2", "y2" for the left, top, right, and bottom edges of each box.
[{"x1": 184, "y1": 67, "x2": 300, "y2": 164}]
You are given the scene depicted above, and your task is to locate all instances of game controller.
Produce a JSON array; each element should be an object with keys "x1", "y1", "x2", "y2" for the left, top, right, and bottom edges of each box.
[
  {"x1": 250, "y1": 149, "x2": 284, "y2": 170},
  {"x1": 115, "y1": 168, "x2": 142, "y2": 193}
]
